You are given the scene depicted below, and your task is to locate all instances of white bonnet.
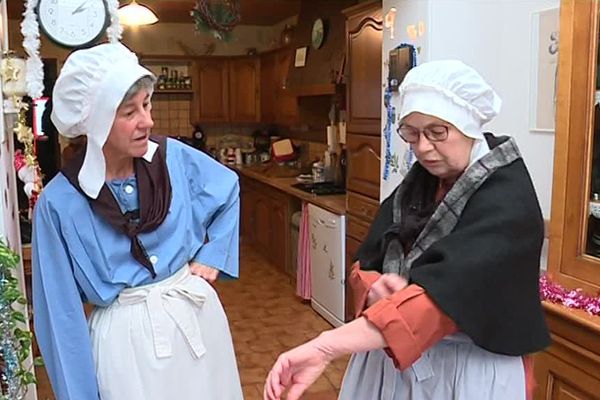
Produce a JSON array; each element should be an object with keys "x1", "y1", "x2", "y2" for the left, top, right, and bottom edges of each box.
[
  {"x1": 51, "y1": 42, "x2": 155, "y2": 199},
  {"x1": 397, "y1": 60, "x2": 501, "y2": 141}
]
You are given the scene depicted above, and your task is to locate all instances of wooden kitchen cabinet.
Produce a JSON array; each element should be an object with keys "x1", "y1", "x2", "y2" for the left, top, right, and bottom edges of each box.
[
  {"x1": 275, "y1": 49, "x2": 299, "y2": 125},
  {"x1": 229, "y1": 57, "x2": 260, "y2": 122},
  {"x1": 196, "y1": 56, "x2": 260, "y2": 123},
  {"x1": 260, "y1": 48, "x2": 298, "y2": 125},
  {"x1": 239, "y1": 175, "x2": 294, "y2": 275},
  {"x1": 346, "y1": 133, "x2": 381, "y2": 200},
  {"x1": 534, "y1": 1, "x2": 600, "y2": 399},
  {"x1": 342, "y1": 0, "x2": 382, "y2": 321},
  {"x1": 344, "y1": 1, "x2": 383, "y2": 135},
  {"x1": 197, "y1": 58, "x2": 230, "y2": 122},
  {"x1": 260, "y1": 50, "x2": 278, "y2": 123}
]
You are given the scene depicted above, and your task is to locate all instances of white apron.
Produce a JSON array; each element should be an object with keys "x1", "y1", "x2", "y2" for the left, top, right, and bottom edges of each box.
[
  {"x1": 88, "y1": 265, "x2": 243, "y2": 400},
  {"x1": 339, "y1": 333, "x2": 525, "y2": 400}
]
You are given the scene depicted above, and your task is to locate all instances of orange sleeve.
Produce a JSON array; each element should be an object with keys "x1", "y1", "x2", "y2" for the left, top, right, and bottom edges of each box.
[
  {"x1": 362, "y1": 284, "x2": 458, "y2": 370},
  {"x1": 348, "y1": 262, "x2": 381, "y2": 318}
]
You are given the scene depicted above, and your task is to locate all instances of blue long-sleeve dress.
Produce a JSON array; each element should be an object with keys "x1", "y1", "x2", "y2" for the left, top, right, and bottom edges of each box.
[{"x1": 32, "y1": 138, "x2": 240, "y2": 399}]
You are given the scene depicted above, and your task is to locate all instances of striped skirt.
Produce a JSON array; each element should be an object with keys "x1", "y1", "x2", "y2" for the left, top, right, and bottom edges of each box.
[{"x1": 339, "y1": 333, "x2": 525, "y2": 400}]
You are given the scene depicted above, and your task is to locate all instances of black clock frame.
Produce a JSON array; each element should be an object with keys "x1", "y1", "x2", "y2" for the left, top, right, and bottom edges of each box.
[{"x1": 36, "y1": 0, "x2": 110, "y2": 50}]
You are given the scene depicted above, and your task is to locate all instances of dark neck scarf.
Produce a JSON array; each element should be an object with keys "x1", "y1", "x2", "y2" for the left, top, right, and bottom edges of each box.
[{"x1": 62, "y1": 136, "x2": 172, "y2": 278}]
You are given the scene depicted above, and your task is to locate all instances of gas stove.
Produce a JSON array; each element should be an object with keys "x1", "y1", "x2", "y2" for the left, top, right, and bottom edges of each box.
[{"x1": 292, "y1": 182, "x2": 346, "y2": 195}]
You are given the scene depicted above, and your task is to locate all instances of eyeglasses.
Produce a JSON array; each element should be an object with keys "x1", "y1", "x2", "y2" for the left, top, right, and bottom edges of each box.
[{"x1": 396, "y1": 124, "x2": 449, "y2": 144}]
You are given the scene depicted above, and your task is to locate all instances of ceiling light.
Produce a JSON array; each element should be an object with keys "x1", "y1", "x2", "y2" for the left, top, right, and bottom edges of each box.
[{"x1": 118, "y1": 0, "x2": 159, "y2": 26}]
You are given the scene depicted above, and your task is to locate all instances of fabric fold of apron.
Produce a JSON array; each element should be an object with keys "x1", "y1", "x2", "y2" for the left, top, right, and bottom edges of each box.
[{"x1": 117, "y1": 265, "x2": 206, "y2": 359}]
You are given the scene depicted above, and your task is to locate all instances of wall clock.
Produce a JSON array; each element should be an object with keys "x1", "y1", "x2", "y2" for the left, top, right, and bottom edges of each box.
[
  {"x1": 37, "y1": 0, "x2": 110, "y2": 49},
  {"x1": 311, "y1": 18, "x2": 325, "y2": 50}
]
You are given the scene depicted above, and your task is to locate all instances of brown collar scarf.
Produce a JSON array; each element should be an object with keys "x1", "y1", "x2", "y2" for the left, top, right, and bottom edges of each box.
[{"x1": 61, "y1": 136, "x2": 172, "y2": 278}]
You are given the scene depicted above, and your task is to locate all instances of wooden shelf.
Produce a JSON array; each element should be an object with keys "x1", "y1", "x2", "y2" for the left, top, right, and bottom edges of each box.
[{"x1": 154, "y1": 89, "x2": 194, "y2": 94}]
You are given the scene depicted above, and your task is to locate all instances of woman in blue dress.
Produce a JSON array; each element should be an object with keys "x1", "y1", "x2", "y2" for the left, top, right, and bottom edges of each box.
[{"x1": 32, "y1": 43, "x2": 243, "y2": 400}]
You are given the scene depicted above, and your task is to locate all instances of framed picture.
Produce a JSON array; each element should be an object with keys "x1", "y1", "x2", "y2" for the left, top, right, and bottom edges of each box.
[
  {"x1": 294, "y1": 46, "x2": 307, "y2": 68},
  {"x1": 529, "y1": 7, "x2": 560, "y2": 133}
]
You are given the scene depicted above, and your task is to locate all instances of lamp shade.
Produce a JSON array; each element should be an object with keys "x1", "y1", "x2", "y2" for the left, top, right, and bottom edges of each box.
[{"x1": 118, "y1": 0, "x2": 159, "y2": 26}]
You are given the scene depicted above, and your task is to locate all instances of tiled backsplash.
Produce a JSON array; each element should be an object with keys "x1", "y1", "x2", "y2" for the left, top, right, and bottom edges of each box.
[{"x1": 151, "y1": 93, "x2": 192, "y2": 136}]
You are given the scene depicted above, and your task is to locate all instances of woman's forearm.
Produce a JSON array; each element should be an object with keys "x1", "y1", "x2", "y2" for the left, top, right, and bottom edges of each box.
[{"x1": 315, "y1": 317, "x2": 387, "y2": 359}]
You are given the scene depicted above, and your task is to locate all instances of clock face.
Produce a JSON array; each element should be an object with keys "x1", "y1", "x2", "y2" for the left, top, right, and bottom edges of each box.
[
  {"x1": 311, "y1": 18, "x2": 325, "y2": 50},
  {"x1": 37, "y1": 0, "x2": 109, "y2": 48}
]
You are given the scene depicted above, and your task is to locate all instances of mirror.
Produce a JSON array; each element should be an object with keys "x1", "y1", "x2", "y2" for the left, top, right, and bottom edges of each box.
[{"x1": 585, "y1": 31, "x2": 600, "y2": 257}]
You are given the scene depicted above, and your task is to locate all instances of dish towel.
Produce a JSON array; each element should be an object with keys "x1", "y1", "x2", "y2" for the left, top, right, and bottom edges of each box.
[{"x1": 296, "y1": 202, "x2": 311, "y2": 299}]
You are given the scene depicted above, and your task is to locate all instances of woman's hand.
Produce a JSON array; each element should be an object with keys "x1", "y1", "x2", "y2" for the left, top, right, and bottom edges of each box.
[
  {"x1": 366, "y1": 273, "x2": 408, "y2": 306},
  {"x1": 264, "y1": 335, "x2": 334, "y2": 400},
  {"x1": 189, "y1": 262, "x2": 219, "y2": 284}
]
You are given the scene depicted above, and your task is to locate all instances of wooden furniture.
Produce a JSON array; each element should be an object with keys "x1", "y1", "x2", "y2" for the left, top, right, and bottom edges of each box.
[
  {"x1": 196, "y1": 56, "x2": 260, "y2": 123},
  {"x1": 342, "y1": 0, "x2": 382, "y2": 322},
  {"x1": 535, "y1": 1, "x2": 600, "y2": 399},
  {"x1": 260, "y1": 47, "x2": 299, "y2": 125},
  {"x1": 240, "y1": 175, "x2": 297, "y2": 276}
]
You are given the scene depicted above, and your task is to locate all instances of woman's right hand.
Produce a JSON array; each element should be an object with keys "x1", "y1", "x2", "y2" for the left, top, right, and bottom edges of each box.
[
  {"x1": 264, "y1": 335, "x2": 334, "y2": 400},
  {"x1": 366, "y1": 273, "x2": 408, "y2": 306}
]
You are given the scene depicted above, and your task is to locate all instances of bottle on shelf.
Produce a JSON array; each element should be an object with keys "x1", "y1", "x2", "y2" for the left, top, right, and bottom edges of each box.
[{"x1": 157, "y1": 66, "x2": 168, "y2": 90}]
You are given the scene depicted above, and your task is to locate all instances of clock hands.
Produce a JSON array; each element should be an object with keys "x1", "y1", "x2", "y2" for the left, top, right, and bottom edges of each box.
[{"x1": 71, "y1": 0, "x2": 91, "y2": 15}]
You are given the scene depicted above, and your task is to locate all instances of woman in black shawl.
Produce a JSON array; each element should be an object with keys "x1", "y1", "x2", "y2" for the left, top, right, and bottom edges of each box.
[{"x1": 264, "y1": 60, "x2": 549, "y2": 400}]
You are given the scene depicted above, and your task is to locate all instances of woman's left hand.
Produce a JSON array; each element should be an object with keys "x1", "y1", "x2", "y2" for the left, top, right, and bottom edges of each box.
[
  {"x1": 189, "y1": 262, "x2": 219, "y2": 283},
  {"x1": 367, "y1": 273, "x2": 408, "y2": 306},
  {"x1": 264, "y1": 336, "x2": 334, "y2": 400}
]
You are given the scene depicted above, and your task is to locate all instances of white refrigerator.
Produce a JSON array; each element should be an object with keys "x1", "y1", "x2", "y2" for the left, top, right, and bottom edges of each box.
[{"x1": 308, "y1": 204, "x2": 346, "y2": 327}]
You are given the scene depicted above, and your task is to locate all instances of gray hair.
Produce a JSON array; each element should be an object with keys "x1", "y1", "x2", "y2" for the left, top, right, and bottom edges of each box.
[{"x1": 120, "y1": 75, "x2": 156, "y2": 106}]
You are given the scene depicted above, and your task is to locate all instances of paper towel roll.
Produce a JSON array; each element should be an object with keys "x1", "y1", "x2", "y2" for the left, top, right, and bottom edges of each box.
[
  {"x1": 327, "y1": 125, "x2": 338, "y2": 148},
  {"x1": 338, "y1": 122, "x2": 347, "y2": 144}
]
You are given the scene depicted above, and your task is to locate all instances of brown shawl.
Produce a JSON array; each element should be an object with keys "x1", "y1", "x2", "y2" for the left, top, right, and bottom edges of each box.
[{"x1": 61, "y1": 136, "x2": 172, "y2": 278}]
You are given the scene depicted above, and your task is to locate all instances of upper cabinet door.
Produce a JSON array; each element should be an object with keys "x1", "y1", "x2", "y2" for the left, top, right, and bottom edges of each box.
[
  {"x1": 260, "y1": 51, "x2": 278, "y2": 123},
  {"x1": 197, "y1": 58, "x2": 229, "y2": 122},
  {"x1": 229, "y1": 57, "x2": 260, "y2": 123},
  {"x1": 275, "y1": 49, "x2": 299, "y2": 125},
  {"x1": 344, "y1": 3, "x2": 383, "y2": 135},
  {"x1": 549, "y1": 0, "x2": 600, "y2": 294},
  {"x1": 346, "y1": 133, "x2": 381, "y2": 199}
]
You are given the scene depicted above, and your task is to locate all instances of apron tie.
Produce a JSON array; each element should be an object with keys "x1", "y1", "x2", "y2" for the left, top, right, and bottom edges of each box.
[{"x1": 118, "y1": 270, "x2": 207, "y2": 360}]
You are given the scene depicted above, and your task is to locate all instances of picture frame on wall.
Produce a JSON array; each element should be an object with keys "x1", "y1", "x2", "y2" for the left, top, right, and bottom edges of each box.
[
  {"x1": 529, "y1": 7, "x2": 560, "y2": 133},
  {"x1": 294, "y1": 46, "x2": 308, "y2": 68}
]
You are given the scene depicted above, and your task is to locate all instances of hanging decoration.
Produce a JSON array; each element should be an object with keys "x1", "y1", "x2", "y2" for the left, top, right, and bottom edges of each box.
[
  {"x1": 106, "y1": 0, "x2": 124, "y2": 43},
  {"x1": 539, "y1": 275, "x2": 600, "y2": 316},
  {"x1": 191, "y1": 0, "x2": 241, "y2": 41},
  {"x1": 12, "y1": 103, "x2": 43, "y2": 216},
  {"x1": 1, "y1": 54, "x2": 44, "y2": 215},
  {"x1": 0, "y1": 240, "x2": 40, "y2": 399},
  {"x1": 383, "y1": 43, "x2": 417, "y2": 181},
  {"x1": 20, "y1": 0, "x2": 43, "y2": 100}
]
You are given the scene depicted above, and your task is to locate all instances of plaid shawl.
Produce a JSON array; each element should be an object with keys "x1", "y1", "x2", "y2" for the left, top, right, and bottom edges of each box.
[{"x1": 357, "y1": 134, "x2": 550, "y2": 355}]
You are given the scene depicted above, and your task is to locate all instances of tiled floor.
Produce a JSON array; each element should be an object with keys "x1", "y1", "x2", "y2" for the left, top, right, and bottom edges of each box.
[{"x1": 34, "y1": 242, "x2": 349, "y2": 399}]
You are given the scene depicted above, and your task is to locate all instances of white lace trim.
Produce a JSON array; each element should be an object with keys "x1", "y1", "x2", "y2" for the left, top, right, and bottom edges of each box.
[
  {"x1": 21, "y1": 0, "x2": 44, "y2": 99},
  {"x1": 106, "y1": 0, "x2": 123, "y2": 43}
]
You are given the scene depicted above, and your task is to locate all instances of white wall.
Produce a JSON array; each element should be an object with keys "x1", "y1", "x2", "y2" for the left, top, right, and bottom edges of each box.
[{"x1": 381, "y1": 0, "x2": 558, "y2": 220}]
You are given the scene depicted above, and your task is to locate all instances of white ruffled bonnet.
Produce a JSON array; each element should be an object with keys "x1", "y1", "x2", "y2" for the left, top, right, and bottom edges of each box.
[
  {"x1": 51, "y1": 43, "x2": 155, "y2": 199},
  {"x1": 397, "y1": 60, "x2": 502, "y2": 164}
]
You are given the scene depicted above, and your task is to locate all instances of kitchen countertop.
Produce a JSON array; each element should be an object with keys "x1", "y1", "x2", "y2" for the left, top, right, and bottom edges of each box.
[{"x1": 230, "y1": 164, "x2": 346, "y2": 215}]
